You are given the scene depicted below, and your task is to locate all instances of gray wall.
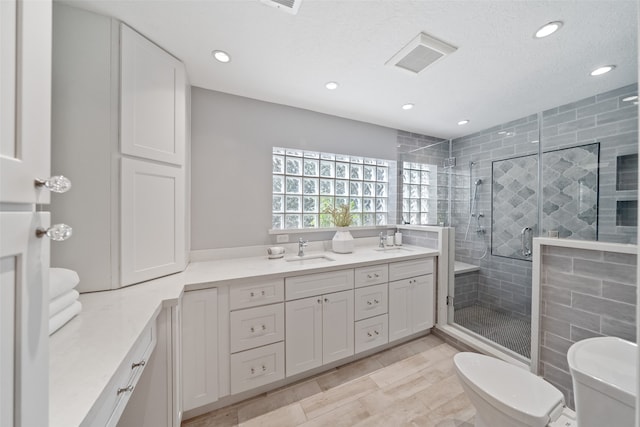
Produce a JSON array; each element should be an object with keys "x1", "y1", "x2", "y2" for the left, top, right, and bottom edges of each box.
[
  {"x1": 190, "y1": 88, "x2": 398, "y2": 250},
  {"x1": 539, "y1": 245, "x2": 637, "y2": 409}
]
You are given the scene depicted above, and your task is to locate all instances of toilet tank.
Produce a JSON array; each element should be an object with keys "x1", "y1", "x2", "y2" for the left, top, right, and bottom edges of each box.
[{"x1": 567, "y1": 337, "x2": 637, "y2": 427}]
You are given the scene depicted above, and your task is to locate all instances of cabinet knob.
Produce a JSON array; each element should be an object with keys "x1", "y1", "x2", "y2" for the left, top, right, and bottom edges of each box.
[
  {"x1": 117, "y1": 385, "x2": 134, "y2": 395},
  {"x1": 261, "y1": 290, "x2": 266, "y2": 296},
  {"x1": 324, "y1": 298, "x2": 329, "y2": 303},
  {"x1": 317, "y1": 298, "x2": 322, "y2": 304},
  {"x1": 262, "y1": 365, "x2": 267, "y2": 372},
  {"x1": 36, "y1": 224, "x2": 72, "y2": 241},
  {"x1": 367, "y1": 274, "x2": 372, "y2": 279},
  {"x1": 374, "y1": 273, "x2": 379, "y2": 278},
  {"x1": 250, "y1": 367, "x2": 255, "y2": 374},
  {"x1": 374, "y1": 299, "x2": 379, "y2": 304},
  {"x1": 131, "y1": 360, "x2": 146, "y2": 369},
  {"x1": 35, "y1": 175, "x2": 72, "y2": 193},
  {"x1": 374, "y1": 330, "x2": 379, "y2": 335},
  {"x1": 367, "y1": 332, "x2": 372, "y2": 337},
  {"x1": 250, "y1": 292, "x2": 255, "y2": 297},
  {"x1": 250, "y1": 326, "x2": 255, "y2": 333},
  {"x1": 367, "y1": 300, "x2": 372, "y2": 305},
  {"x1": 261, "y1": 324, "x2": 266, "y2": 331}
]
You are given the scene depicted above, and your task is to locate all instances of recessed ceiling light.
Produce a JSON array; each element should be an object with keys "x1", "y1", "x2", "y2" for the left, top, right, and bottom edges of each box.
[
  {"x1": 534, "y1": 21, "x2": 563, "y2": 38},
  {"x1": 457, "y1": 120, "x2": 470, "y2": 126},
  {"x1": 325, "y1": 81, "x2": 339, "y2": 90},
  {"x1": 212, "y1": 50, "x2": 231, "y2": 63},
  {"x1": 402, "y1": 103, "x2": 414, "y2": 110},
  {"x1": 622, "y1": 95, "x2": 638, "y2": 102},
  {"x1": 590, "y1": 65, "x2": 615, "y2": 76}
]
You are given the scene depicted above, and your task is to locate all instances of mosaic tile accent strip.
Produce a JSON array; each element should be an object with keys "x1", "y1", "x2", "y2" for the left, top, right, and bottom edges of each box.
[
  {"x1": 541, "y1": 143, "x2": 599, "y2": 240},
  {"x1": 491, "y1": 154, "x2": 538, "y2": 259}
]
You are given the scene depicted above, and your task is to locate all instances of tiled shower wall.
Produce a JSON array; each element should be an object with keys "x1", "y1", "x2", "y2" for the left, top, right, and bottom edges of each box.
[
  {"x1": 539, "y1": 244, "x2": 637, "y2": 409},
  {"x1": 446, "y1": 84, "x2": 638, "y2": 319}
]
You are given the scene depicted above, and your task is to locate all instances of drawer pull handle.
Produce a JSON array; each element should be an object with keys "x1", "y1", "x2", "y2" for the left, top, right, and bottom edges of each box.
[
  {"x1": 131, "y1": 360, "x2": 146, "y2": 369},
  {"x1": 374, "y1": 330, "x2": 380, "y2": 335},
  {"x1": 261, "y1": 324, "x2": 267, "y2": 331},
  {"x1": 261, "y1": 290, "x2": 266, "y2": 296},
  {"x1": 117, "y1": 385, "x2": 134, "y2": 395}
]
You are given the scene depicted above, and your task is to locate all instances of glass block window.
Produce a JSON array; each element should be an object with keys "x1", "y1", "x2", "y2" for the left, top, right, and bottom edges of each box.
[
  {"x1": 272, "y1": 147, "x2": 390, "y2": 229},
  {"x1": 401, "y1": 161, "x2": 437, "y2": 225}
]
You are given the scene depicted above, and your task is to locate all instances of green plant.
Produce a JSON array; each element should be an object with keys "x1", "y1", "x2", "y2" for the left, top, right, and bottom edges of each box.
[{"x1": 324, "y1": 204, "x2": 353, "y2": 227}]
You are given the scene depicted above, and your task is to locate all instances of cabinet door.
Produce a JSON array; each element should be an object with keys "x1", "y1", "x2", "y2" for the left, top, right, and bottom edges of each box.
[
  {"x1": 0, "y1": 212, "x2": 49, "y2": 427},
  {"x1": 388, "y1": 279, "x2": 412, "y2": 342},
  {"x1": 0, "y1": 0, "x2": 51, "y2": 204},
  {"x1": 120, "y1": 158, "x2": 186, "y2": 286},
  {"x1": 182, "y1": 289, "x2": 218, "y2": 411},
  {"x1": 285, "y1": 297, "x2": 322, "y2": 377},
  {"x1": 322, "y1": 290, "x2": 354, "y2": 364},
  {"x1": 411, "y1": 275, "x2": 434, "y2": 333},
  {"x1": 120, "y1": 24, "x2": 185, "y2": 166}
]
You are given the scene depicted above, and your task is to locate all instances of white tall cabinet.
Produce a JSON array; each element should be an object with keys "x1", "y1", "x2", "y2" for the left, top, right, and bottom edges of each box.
[
  {"x1": 0, "y1": 0, "x2": 52, "y2": 425},
  {"x1": 51, "y1": 4, "x2": 188, "y2": 293}
]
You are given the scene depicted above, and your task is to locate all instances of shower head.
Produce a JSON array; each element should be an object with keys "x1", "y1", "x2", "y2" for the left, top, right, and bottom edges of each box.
[{"x1": 474, "y1": 179, "x2": 482, "y2": 186}]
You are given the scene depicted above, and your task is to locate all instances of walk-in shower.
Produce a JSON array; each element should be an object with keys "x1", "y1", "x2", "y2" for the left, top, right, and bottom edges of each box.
[{"x1": 402, "y1": 84, "x2": 638, "y2": 363}]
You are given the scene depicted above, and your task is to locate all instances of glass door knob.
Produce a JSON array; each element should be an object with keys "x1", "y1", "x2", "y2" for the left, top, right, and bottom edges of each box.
[
  {"x1": 36, "y1": 224, "x2": 73, "y2": 241},
  {"x1": 35, "y1": 175, "x2": 72, "y2": 193}
]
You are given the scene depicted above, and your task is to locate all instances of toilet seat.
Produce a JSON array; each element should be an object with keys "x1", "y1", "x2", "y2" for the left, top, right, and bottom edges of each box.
[{"x1": 454, "y1": 352, "x2": 565, "y2": 426}]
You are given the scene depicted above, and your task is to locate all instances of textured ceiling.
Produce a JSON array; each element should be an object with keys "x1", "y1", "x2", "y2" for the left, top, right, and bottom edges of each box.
[{"x1": 61, "y1": 0, "x2": 638, "y2": 139}]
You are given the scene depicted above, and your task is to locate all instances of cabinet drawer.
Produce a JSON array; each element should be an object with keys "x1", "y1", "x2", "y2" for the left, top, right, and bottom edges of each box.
[
  {"x1": 389, "y1": 258, "x2": 433, "y2": 281},
  {"x1": 354, "y1": 264, "x2": 388, "y2": 288},
  {"x1": 87, "y1": 323, "x2": 156, "y2": 427},
  {"x1": 230, "y1": 303, "x2": 284, "y2": 353},
  {"x1": 355, "y1": 315, "x2": 388, "y2": 354},
  {"x1": 354, "y1": 283, "x2": 387, "y2": 321},
  {"x1": 285, "y1": 269, "x2": 353, "y2": 301},
  {"x1": 230, "y1": 342, "x2": 285, "y2": 395},
  {"x1": 230, "y1": 279, "x2": 284, "y2": 310}
]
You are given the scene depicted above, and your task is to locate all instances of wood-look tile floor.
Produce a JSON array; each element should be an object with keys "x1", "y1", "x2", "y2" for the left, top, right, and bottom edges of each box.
[{"x1": 182, "y1": 334, "x2": 476, "y2": 427}]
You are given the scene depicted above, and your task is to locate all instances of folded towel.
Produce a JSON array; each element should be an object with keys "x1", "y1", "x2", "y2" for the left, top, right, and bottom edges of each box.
[
  {"x1": 49, "y1": 300, "x2": 82, "y2": 336},
  {"x1": 49, "y1": 289, "x2": 79, "y2": 318},
  {"x1": 49, "y1": 268, "x2": 80, "y2": 300}
]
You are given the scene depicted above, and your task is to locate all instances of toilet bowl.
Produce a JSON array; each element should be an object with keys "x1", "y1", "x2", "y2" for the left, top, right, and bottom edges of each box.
[
  {"x1": 453, "y1": 352, "x2": 566, "y2": 427},
  {"x1": 567, "y1": 337, "x2": 637, "y2": 427}
]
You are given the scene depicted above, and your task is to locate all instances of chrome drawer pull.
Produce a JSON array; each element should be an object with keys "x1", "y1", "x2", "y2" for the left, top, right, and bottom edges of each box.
[
  {"x1": 117, "y1": 385, "x2": 134, "y2": 395},
  {"x1": 131, "y1": 360, "x2": 146, "y2": 369}
]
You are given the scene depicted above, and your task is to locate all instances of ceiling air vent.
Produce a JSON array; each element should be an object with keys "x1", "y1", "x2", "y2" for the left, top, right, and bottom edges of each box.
[
  {"x1": 260, "y1": 0, "x2": 302, "y2": 15},
  {"x1": 386, "y1": 32, "x2": 457, "y2": 74}
]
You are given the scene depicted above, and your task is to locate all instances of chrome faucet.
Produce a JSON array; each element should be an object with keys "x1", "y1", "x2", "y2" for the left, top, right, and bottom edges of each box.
[
  {"x1": 379, "y1": 232, "x2": 386, "y2": 248},
  {"x1": 298, "y1": 238, "x2": 308, "y2": 257}
]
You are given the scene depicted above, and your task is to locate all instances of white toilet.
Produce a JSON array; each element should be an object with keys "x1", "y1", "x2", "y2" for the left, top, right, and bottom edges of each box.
[
  {"x1": 453, "y1": 352, "x2": 566, "y2": 427},
  {"x1": 454, "y1": 337, "x2": 638, "y2": 427}
]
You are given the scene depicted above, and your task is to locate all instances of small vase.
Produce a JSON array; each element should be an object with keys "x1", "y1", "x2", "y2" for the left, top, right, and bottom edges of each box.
[{"x1": 332, "y1": 228, "x2": 354, "y2": 253}]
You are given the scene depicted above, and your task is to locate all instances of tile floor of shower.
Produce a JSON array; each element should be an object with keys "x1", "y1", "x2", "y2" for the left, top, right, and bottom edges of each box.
[{"x1": 453, "y1": 303, "x2": 531, "y2": 359}]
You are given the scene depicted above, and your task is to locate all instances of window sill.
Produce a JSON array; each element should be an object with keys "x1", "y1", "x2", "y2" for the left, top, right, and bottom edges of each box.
[{"x1": 268, "y1": 225, "x2": 396, "y2": 235}]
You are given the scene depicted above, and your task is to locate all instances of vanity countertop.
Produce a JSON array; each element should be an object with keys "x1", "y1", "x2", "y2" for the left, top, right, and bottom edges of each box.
[{"x1": 49, "y1": 244, "x2": 437, "y2": 427}]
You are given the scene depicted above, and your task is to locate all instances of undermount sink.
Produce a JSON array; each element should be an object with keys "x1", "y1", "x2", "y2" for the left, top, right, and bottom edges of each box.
[
  {"x1": 374, "y1": 246, "x2": 413, "y2": 252},
  {"x1": 284, "y1": 254, "x2": 335, "y2": 264}
]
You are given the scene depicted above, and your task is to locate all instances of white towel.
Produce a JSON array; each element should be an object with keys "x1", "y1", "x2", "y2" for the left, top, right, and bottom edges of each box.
[
  {"x1": 49, "y1": 289, "x2": 79, "y2": 318},
  {"x1": 49, "y1": 300, "x2": 82, "y2": 336},
  {"x1": 49, "y1": 268, "x2": 80, "y2": 300}
]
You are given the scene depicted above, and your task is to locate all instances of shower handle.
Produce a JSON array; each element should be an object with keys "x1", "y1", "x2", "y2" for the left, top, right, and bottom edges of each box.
[{"x1": 521, "y1": 227, "x2": 533, "y2": 257}]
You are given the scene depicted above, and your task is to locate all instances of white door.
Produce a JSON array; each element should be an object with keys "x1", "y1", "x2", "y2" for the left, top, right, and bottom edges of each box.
[
  {"x1": 388, "y1": 279, "x2": 412, "y2": 342},
  {"x1": 0, "y1": 212, "x2": 49, "y2": 427},
  {"x1": 0, "y1": 0, "x2": 51, "y2": 204},
  {"x1": 120, "y1": 24, "x2": 185, "y2": 166},
  {"x1": 285, "y1": 297, "x2": 322, "y2": 377},
  {"x1": 182, "y1": 289, "x2": 218, "y2": 411},
  {"x1": 411, "y1": 275, "x2": 434, "y2": 333},
  {"x1": 322, "y1": 290, "x2": 354, "y2": 364},
  {"x1": 120, "y1": 158, "x2": 186, "y2": 286}
]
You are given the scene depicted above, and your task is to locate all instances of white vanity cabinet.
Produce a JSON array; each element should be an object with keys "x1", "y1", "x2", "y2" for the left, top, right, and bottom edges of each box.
[
  {"x1": 228, "y1": 279, "x2": 286, "y2": 394},
  {"x1": 182, "y1": 289, "x2": 218, "y2": 412},
  {"x1": 388, "y1": 258, "x2": 435, "y2": 342},
  {"x1": 51, "y1": 4, "x2": 188, "y2": 292},
  {"x1": 118, "y1": 304, "x2": 182, "y2": 427},
  {"x1": 285, "y1": 270, "x2": 355, "y2": 377},
  {"x1": 353, "y1": 264, "x2": 389, "y2": 353}
]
